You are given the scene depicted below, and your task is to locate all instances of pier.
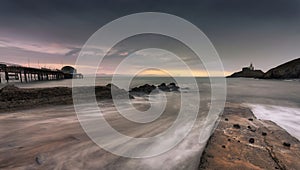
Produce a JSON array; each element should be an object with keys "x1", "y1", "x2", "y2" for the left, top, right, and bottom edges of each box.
[{"x1": 0, "y1": 62, "x2": 83, "y2": 83}]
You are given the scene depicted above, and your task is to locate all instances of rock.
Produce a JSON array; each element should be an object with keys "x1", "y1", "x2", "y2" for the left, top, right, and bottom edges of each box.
[
  {"x1": 249, "y1": 138, "x2": 255, "y2": 144},
  {"x1": 130, "y1": 84, "x2": 157, "y2": 95},
  {"x1": 129, "y1": 82, "x2": 180, "y2": 96},
  {"x1": 167, "y1": 83, "x2": 179, "y2": 91},
  {"x1": 158, "y1": 83, "x2": 170, "y2": 92},
  {"x1": 264, "y1": 58, "x2": 300, "y2": 79},
  {"x1": 248, "y1": 118, "x2": 254, "y2": 121},
  {"x1": 225, "y1": 118, "x2": 229, "y2": 121},
  {"x1": 262, "y1": 132, "x2": 267, "y2": 136},
  {"x1": 222, "y1": 145, "x2": 226, "y2": 148},
  {"x1": 0, "y1": 85, "x2": 134, "y2": 112},
  {"x1": 35, "y1": 154, "x2": 44, "y2": 165},
  {"x1": 0, "y1": 84, "x2": 20, "y2": 92},
  {"x1": 106, "y1": 83, "x2": 120, "y2": 90},
  {"x1": 283, "y1": 142, "x2": 291, "y2": 147},
  {"x1": 233, "y1": 124, "x2": 241, "y2": 129}
]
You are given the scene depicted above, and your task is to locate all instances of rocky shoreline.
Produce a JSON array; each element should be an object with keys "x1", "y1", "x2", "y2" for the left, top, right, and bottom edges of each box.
[
  {"x1": 0, "y1": 83, "x2": 179, "y2": 113},
  {"x1": 199, "y1": 103, "x2": 300, "y2": 170},
  {"x1": 0, "y1": 85, "x2": 299, "y2": 169},
  {"x1": 0, "y1": 84, "x2": 132, "y2": 113}
]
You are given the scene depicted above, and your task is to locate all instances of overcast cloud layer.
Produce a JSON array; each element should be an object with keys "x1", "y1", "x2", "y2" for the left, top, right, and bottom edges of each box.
[{"x1": 0, "y1": 0, "x2": 299, "y2": 75}]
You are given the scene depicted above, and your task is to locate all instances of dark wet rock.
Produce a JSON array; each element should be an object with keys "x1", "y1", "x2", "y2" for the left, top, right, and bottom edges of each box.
[
  {"x1": 283, "y1": 142, "x2": 291, "y2": 147},
  {"x1": 157, "y1": 82, "x2": 180, "y2": 92},
  {"x1": 35, "y1": 154, "x2": 44, "y2": 165},
  {"x1": 225, "y1": 118, "x2": 229, "y2": 121},
  {"x1": 158, "y1": 83, "x2": 170, "y2": 92},
  {"x1": 130, "y1": 84, "x2": 156, "y2": 95},
  {"x1": 248, "y1": 118, "x2": 254, "y2": 121},
  {"x1": 233, "y1": 124, "x2": 241, "y2": 129},
  {"x1": 262, "y1": 132, "x2": 267, "y2": 136},
  {"x1": 167, "y1": 82, "x2": 179, "y2": 91},
  {"x1": 249, "y1": 138, "x2": 255, "y2": 144},
  {"x1": 129, "y1": 83, "x2": 180, "y2": 96}
]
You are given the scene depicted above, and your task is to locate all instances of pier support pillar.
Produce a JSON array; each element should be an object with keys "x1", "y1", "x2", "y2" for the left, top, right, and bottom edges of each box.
[
  {"x1": 24, "y1": 71, "x2": 27, "y2": 83},
  {"x1": 5, "y1": 71, "x2": 9, "y2": 83}
]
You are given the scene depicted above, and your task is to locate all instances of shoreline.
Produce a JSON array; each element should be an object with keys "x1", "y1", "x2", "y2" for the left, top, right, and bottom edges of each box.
[
  {"x1": 0, "y1": 84, "x2": 132, "y2": 113},
  {"x1": 199, "y1": 103, "x2": 300, "y2": 169},
  {"x1": 0, "y1": 85, "x2": 299, "y2": 169}
]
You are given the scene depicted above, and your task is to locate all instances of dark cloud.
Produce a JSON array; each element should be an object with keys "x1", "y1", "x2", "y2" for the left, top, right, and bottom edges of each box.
[{"x1": 0, "y1": 0, "x2": 299, "y2": 72}]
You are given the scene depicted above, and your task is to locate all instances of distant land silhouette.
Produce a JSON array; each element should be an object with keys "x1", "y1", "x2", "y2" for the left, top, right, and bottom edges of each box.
[{"x1": 227, "y1": 58, "x2": 300, "y2": 79}]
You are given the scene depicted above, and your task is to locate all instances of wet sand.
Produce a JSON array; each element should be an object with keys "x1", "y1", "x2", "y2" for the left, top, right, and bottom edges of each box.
[{"x1": 0, "y1": 97, "x2": 205, "y2": 170}]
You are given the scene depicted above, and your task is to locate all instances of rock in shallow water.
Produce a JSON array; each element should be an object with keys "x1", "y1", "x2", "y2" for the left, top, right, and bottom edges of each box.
[{"x1": 129, "y1": 82, "x2": 180, "y2": 96}]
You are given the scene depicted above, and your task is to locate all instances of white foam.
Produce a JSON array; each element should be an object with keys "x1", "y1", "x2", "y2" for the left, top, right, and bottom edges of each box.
[{"x1": 246, "y1": 103, "x2": 300, "y2": 141}]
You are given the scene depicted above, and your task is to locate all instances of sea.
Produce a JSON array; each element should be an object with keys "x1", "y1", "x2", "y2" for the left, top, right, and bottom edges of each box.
[{"x1": 0, "y1": 77, "x2": 299, "y2": 169}]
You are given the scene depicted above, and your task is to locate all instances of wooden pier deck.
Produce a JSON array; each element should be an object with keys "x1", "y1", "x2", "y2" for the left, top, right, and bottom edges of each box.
[{"x1": 0, "y1": 63, "x2": 83, "y2": 83}]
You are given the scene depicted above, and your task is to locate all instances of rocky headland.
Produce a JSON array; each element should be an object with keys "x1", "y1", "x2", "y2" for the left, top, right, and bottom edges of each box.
[
  {"x1": 227, "y1": 58, "x2": 300, "y2": 79},
  {"x1": 263, "y1": 58, "x2": 300, "y2": 79},
  {"x1": 227, "y1": 69, "x2": 264, "y2": 78}
]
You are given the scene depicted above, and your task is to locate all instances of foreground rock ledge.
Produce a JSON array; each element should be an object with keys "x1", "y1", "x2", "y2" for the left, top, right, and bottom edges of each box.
[
  {"x1": 0, "y1": 84, "x2": 133, "y2": 113},
  {"x1": 199, "y1": 103, "x2": 300, "y2": 170}
]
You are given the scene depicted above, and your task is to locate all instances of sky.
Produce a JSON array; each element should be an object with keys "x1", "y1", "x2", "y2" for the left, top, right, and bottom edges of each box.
[{"x1": 0, "y1": 0, "x2": 300, "y2": 76}]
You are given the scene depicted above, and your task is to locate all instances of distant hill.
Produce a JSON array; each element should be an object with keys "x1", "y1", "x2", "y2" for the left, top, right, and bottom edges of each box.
[
  {"x1": 263, "y1": 58, "x2": 300, "y2": 79},
  {"x1": 227, "y1": 58, "x2": 300, "y2": 79}
]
